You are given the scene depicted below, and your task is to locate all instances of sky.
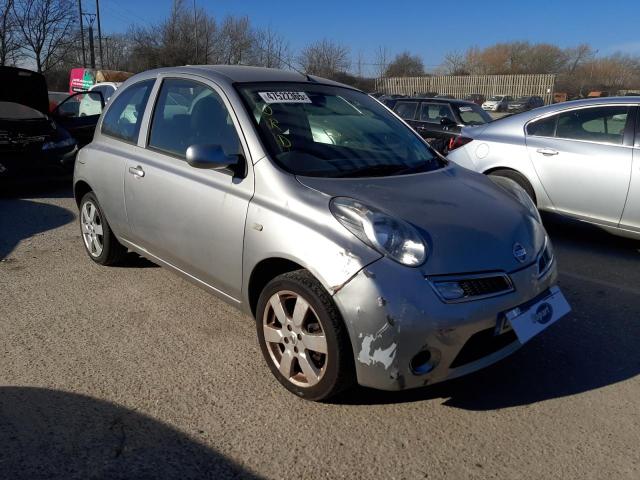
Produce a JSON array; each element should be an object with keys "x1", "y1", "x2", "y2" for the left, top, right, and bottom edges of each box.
[{"x1": 94, "y1": 0, "x2": 640, "y2": 74}]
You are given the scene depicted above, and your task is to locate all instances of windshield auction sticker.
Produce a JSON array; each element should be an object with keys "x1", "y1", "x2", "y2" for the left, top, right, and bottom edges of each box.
[{"x1": 259, "y1": 91, "x2": 312, "y2": 104}]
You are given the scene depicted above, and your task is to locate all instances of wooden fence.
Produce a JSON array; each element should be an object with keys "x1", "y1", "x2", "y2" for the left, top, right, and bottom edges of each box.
[{"x1": 375, "y1": 74, "x2": 556, "y2": 104}]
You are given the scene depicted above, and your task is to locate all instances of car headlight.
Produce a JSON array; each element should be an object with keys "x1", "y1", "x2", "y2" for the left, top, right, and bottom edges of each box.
[
  {"x1": 490, "y1": 176, "x2": 541, "y2": 222},
  {"x1": 42, "y1": 137, "x2": 76, "y2": 151},
  {"x1": 330, "y1": 197, "x2": 427, "y2": 266}
]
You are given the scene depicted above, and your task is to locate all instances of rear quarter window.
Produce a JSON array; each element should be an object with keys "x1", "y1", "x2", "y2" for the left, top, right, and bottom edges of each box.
[
  {"x1": 527, "y1": 115, "x2": 557, "y2": 137},
  {"x1": 393, "y1": 101, "x2": 418, "y2": 120},
  {"x1": 101, "y1": 80, "x2": 154, "y2": 144}
]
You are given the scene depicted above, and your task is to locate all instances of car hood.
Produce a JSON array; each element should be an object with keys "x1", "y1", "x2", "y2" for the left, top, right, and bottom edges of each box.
[
  {"x1": 0, "y1": 66, "x2": 49, "y2": 115},
  {"x1": 296, "y1": 165, "x2": 545, "y2": 275}
]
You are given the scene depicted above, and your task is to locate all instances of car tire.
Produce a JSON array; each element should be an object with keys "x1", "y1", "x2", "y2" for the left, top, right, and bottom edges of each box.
[
  {"x1": 488, "y1": 169, "x2": 537, "y2": 204},
  {"x1": 256, "y1": 269, "x2": 355, "y2": 401},
  {"x1": 79, "y1": 192, "x2": 127, "y2": 265}
]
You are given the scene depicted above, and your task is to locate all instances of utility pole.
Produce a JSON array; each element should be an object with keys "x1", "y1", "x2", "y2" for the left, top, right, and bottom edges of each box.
[
  {"x1": 193, "y1": 0, "x2": 198, "y2": 64},
  {"x1": 78, "y1": 0, "x2": 86, "y2": 67},
  {"x1": 83, "y1": 13, "x2": 97, "y2": 69},
  {"x1": 96, "y1": 0, "x2": 103, "y2": 68}
]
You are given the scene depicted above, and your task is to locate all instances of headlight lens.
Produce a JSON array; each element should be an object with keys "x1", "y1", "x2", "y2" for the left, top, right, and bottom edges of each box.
[
  {"x1": 490, "y1": 176, "x2": 540, "y2": 222},
  {"x1": 330, "y1": 197, "x2": 427, "y2": 266},
  {"x1": 42, "y1": 136, "x2": 76, "y2": 151}
]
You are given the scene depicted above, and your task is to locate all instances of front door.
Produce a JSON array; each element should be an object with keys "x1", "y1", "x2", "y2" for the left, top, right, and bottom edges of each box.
[
  {"x1": 53, "y1": 91, "x2": 104, "y2": 146},
  {"x1": 415, "y1": 102, "x2": 459, "y2": 153},
  {"x1": 620, "y1": 109, "x2": 640, "y2": 231},
  {"x1": 525, "y1": 105, "x2": 634, "y2": 225},
  {"x1": 124, "y1": 76, "x2": 253, "y2": 301}
]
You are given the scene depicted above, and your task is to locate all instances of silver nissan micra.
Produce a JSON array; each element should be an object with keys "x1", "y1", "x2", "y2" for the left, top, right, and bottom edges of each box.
[{"x1": 74, "y1": 66, "x2": 570, "y2": 401}]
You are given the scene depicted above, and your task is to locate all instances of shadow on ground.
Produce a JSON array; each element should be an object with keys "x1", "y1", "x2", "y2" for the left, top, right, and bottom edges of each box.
[
  {"x1": 0, "y1": 198, "x2": 75, "y2": 260},
  {"x1": 0, "y1": 179, "x2": 74, "y2": 199},
  {"x1": 0, "y1": 387, "x2": 262, "y2": 480},
  {"x1": 342, "y1": 215, "x2": 640, "y2": 409}
]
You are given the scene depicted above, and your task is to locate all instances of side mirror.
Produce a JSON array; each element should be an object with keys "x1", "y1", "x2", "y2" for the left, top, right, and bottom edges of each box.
[
  {"x1": 186, "y1": 144, "x2": 239, "y2": 171},
  {"x1": 440, "y1": 117, "x2": 456, "y2": 126}
]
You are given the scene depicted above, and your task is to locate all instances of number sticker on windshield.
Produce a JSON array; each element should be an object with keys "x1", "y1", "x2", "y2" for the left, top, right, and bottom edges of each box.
[
  {"x1": 459, "y1": 106, "x2": 473, "y2": 112},
  {"x1": 259, "y1": 91, "x2": 312, "y2": 104}
]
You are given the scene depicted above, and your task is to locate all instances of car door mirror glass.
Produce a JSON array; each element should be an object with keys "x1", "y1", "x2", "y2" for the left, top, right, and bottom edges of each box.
[
  {"x1": 186, "y1": 144, "x2": 240, "y2": 170},
  {"x1": 440, "y1": 117, "x2": 456, "y2": 126}
]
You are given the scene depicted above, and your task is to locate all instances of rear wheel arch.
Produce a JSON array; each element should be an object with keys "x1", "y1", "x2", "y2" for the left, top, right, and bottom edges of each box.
[
  {"x1": 74, "y1": 180, "x2": 93, "y2": 207},
  {"x1": 484, "y1": 167, "x2": 537, "y2": 205}
]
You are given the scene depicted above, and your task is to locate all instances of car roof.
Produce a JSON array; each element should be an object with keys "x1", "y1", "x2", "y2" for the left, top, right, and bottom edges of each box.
[
  {"x1": 120, "y1": 65, "x2": 355, "y2": 90},
  {"x1": 468, "y1": 96, "x2": 640, "y2": 137}
]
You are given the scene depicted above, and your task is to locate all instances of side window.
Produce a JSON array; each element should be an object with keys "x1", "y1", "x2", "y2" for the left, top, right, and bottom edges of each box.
[
  {"x1": 393, "y1": 101, "x2": 418, "y2": 120},
  {"x1": 419, "y1": 103, "x2": 455, "y2": 123},
  {"x1": 148, "y1": 78, "x2": 241, "y2": 159},
  {"x1": 102, "y1": 80, "x2": 154, "y2": 143},
  {"x1": 527, "y1": 115, "x2": 557, "y2": 137},
  {"x1": 556, "y1": 106, "x2": 629, "y2": 144}
]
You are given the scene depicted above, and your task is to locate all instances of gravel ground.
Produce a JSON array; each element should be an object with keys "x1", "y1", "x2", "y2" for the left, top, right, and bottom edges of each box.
[{"x1": 1, "y1": 184, "x2": 638, "y2": 479}]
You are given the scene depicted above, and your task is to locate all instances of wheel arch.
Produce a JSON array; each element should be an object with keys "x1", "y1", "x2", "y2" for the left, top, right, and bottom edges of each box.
[
  {"x1": 247, "y1": 257, "x2": 305, "y2": 318},
  {"x1": 73, "y1": 180, "x2": 93, "y2": 207},
  {"x1": 482, "y1": 166, "x2": 538, "y2": 205}
]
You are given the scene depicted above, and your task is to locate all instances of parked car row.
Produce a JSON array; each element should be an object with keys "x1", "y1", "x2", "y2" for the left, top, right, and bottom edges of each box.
[
  {"x1": 448, "y1": 96, "x2": 640, "y2": 239},
  {"x1": 385, "y1": 97, "x2": 493, "y2": 154},
  {"x1": 73, "y1": 65, "x2": 571, "y2": 402}
]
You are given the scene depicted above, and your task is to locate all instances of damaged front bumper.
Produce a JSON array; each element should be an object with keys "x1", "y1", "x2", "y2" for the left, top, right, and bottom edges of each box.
[{"x1": 332, "y1": 255, "x2": 559, "y2": 391}]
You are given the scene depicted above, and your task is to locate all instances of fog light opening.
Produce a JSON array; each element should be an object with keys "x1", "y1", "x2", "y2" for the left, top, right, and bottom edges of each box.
[{"x1": 410, "y1": 350, "x2": 433, "y2": 375}]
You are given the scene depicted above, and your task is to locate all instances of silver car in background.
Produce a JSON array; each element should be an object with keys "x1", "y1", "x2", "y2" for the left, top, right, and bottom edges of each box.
[
  {"x1": 74, "y1": 66, "x2": 569, "y2": 401},
  {"x1": 448, "y1": 97, "x2": 640, "y2": 240}
]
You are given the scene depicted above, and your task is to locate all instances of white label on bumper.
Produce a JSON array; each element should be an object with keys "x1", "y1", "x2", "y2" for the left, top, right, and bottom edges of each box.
[{"x1": 508, "y1": 287, "x2": 571, "y2": 344}]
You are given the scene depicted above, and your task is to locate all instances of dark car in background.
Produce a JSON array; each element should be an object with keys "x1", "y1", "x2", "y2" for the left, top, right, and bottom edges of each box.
[
  {"x1": 464, "y1": 93, "x2": 486, "y2": 105},
  {"x1": 0, "y1": 66, "x2": 103, "y2": 181},
  {"x1": 387, "y1": 97, "x2": 493, "y2": 154},
  {"x1": 507, "y1": 95, "x2": 544, "y2": 113}
]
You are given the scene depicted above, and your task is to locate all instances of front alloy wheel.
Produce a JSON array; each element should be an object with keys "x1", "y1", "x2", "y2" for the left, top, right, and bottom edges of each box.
[
  {"x1": 263, "y1": 290, "x2": 328, "y2": 387},
  {"x1": 256, "y1": 270, "x2": 355, "y2": 401}
]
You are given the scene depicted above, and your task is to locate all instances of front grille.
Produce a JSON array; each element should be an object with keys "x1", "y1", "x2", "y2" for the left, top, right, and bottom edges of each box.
[
  {"x1": 450, "y1": 327, "x2": 518, "y2": 368},
  {"x1": 458, "y1": 276, "x2": 512, "y2": 298}
]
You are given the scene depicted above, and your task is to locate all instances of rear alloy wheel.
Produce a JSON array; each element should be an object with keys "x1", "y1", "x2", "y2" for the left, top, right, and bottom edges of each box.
[
  {"x1": 256, "y1": 270, "x2": 355, "y2": 401},
  {"x1": 79, "y1": 192, "x2": 127, "y2": 265}
]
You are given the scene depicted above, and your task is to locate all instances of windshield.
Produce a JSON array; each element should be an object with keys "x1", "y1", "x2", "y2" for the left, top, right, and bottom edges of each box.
[
  {"x1": 515, "y1": 96, "x2": 530, "y2": 102},
  {"x1": 488, "y1": 96, "x2": 503, "y2": 101},
  {"x1": 455, "y1": 104, "x2": 492, "y2": 125},
  {"x1": 237, "y1": 83, "x2": 443, "y2": 178}
]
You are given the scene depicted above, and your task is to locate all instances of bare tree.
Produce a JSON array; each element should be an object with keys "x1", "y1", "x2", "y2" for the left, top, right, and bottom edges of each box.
[
  {"x1": 298, "y1": 38, "x2": 350, "y2": 78},
  {"x1": 384, "y1": 51, "x2": 424, "y2": 77},
  {"x1": 12, "y1": 0, "x2": 77, "y2": 72},
  {"x1": 252, "y1": 25, "x2": 290, "y2": 69},
  {"x1": 216, "y1": 15, "x2": 253, "y2": 65},
  {"x1": 441, "y1": 50, "x2": 467, "y2": 75},
  {"x1": 373, "y1": 45, "x2": 388, "y2": 78},
  {"x1": 1, "y1": 0, "x2": 22, "y2": 65},
  {"x1": 565, "y1": 43, "x2": 595, "y2": 74}
]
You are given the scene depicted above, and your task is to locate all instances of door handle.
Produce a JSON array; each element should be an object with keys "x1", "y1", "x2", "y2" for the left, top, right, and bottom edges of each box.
[
  {"x1": 536, "y1": 148, "x2": 559, "y2": 156},
  {"x1": 128, "y1": 165, "x2": 145, "y2": 178}
]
